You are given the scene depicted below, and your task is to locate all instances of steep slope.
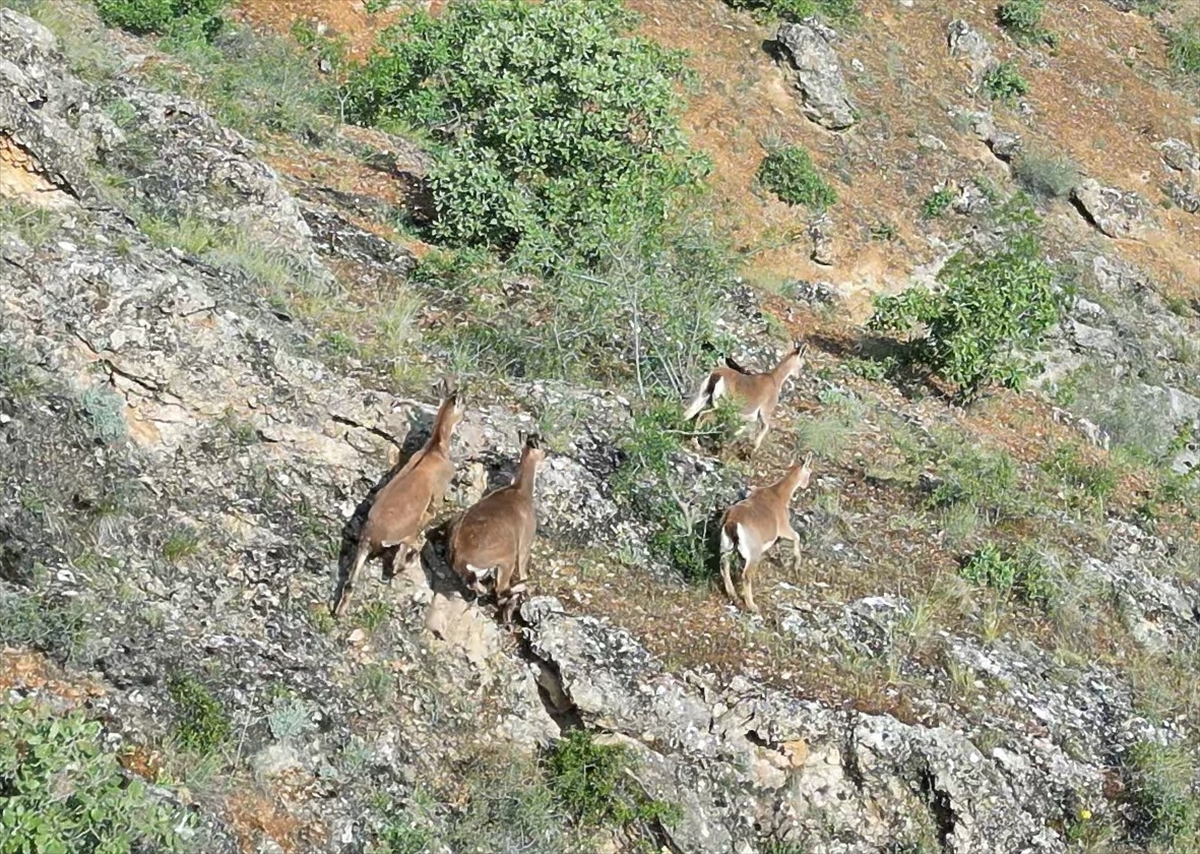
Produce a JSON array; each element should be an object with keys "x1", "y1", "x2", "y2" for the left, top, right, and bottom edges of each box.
[{"x1": 2, "y1": 1, "x2": 1200, "y2": 853}]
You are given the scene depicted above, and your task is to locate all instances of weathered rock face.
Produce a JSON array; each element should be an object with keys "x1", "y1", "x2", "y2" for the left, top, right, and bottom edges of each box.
[
  {"x1": 775, "y1": 23, "x2": 857, "y2": 131},
  {"x1": 1071, "y1": 178, "x2": 1156, "y2": 238},
  {"x1": 947, "y1": 19, "x2": 998, "y2": 84}
]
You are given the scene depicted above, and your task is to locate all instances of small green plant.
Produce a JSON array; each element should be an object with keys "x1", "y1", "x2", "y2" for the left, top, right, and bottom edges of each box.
[
  {"x1": 959, "y1": 543, "x2": 1056, "y2": 606},
  {"x1": 983, "y1": 61, "x2": 1029, "y2": 103},
  {"x1": 161, "y1": 528, "x2": 200, "y2": 562},
  {"x1": 167, "y1": 672, "x2": 230, "y2": 754},
  {"x1": 0, "y1": 700, "x2": 191, "y2": 854},
  {"x1": 1012, "y1": 150, "x2": 1079, "y2": 201},
  {"x1": 93, "y1": 0, "x2": 226, "y2": 41},
  {"x1": 757, "y1": 145, "x2": 837, "y2": 210},
  {"x1": 996, "y1": 0, "x2": 1058, "y2": 48},
  {"x1": 0, "y1": 198, "x2": 63, "y2": 246},
  {"x1": 921, "y1": 188, "x2": 955, "y2": 219},
  {"x1": 869, "y1": 221, "x2": 898, "y2": 241},
  {"x1": 358, "y1": 600, "x2": 394, "y2": 634},
  {"x1": 0, "y1": 591, "x2": 90, "y2": 664},
  {"x1": 927, "y1": 438, "x2": 1023, "y2": 523},
  {"x1": 1125, "y1": 741, "x2": 1199, "y2": 846},
  {"x1": 357, "y1": 663, "x2": 396, "y2": 703},
  {"x1": 267, "y1": 696, "x2": 317, "y2": 742},
  {"x1": 1167, "y1": 23, "x2": 1200, "y2": 77},
  {"x1": 1041, "y1": 444, "x2": 1117, "y2": 515},
  {"x1": 867, "y1": 199, "x2": 1058, "y2": 402},
  {"x1": 79, "y1": 384, "x2": 127, "y2": 444},
  {"x1": 545, "y1": 730, "x2": 680, "y2": 835}
]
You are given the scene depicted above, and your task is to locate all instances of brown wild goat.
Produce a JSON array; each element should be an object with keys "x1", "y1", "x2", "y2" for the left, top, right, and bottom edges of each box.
[
  {"x1": 682, "y1": 342, "x2": 807, "y2": 451},
  {"x1": 718, "y1": 453, "x2": 814, "y2": 613},
  {"x1": 331, "y1": 385, "x2": 465, "y2": 617},
  {"x1": 448, "y1": 433, "x2": 545, "y2": 621}
]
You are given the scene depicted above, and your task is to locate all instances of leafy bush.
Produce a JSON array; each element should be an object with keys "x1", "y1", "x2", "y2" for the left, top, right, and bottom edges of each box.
[
  {"x1": 921, "y1": 188, "x2": 955, "y2": 219},
  {"x1": 960, "y1": 542, "x2": 1055, "y2": 605},
  {"x1": 1012, "y1": 150, "x2": 1079, "y2": 201},
  {"x1": 167, "y1": 672, "x2": 230, "y2": 754},
  {"x1": 996, "y1": 0, "x2": 1058, "y2": 47},
  {"x1": 867, "y1": 199, "x2": 1058, "y2": 402},
  {"x1": 94, "y1": 0, "x2": 225, "y2": 41},
  {"x1": 344, "y1": 0, "x2": 706, "y2": 267},
  {"x1": 723, "y1": 0, "x2": 857, "y2": 25},
  {"x1": 0, "y1": 700, "x2": 190, "y2": 854},
  {"x1": 545, "y1": 730, "x2": 680, "y2": 833},
  {"x1": 757, "y1": 145, "x2": 837, "y2": 210},
  {"x1": 983, "y1": 61, "x2": 1029, "y2": 102},
  {"x1": 1167, "y1": 23, "x2": 1200, "y2": 77}
]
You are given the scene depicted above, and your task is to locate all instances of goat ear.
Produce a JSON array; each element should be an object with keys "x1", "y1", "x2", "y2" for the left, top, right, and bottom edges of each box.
[
  {"x1": 794, "y1": 341, "x2": 808, "y2": 358},
  {"x1": 802, "y1": 451, "x2": 814, "y2": 469},
  {"x1": 525, "y1": 433, "x2": 542, "y2": 450}
]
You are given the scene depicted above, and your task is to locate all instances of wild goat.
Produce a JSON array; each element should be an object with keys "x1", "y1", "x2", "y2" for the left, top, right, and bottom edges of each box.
[
  {"x1": 331, "y1": 385, "x2": 465, "y2": 618},
  {"x1": 448, "y1": 433, "x2": 545, "y2": 621},
  {"x1": 682, "y1": 342, "x2": 807, "y2": 451},
  {"x1": 718, "y1": 453, "x2": 814, "y2": 613}
]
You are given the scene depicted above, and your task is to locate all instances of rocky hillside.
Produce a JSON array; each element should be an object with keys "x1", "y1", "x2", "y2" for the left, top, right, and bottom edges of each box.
[{"x1": 2, "y1": 0, "x2": 1200, "y2": 853}]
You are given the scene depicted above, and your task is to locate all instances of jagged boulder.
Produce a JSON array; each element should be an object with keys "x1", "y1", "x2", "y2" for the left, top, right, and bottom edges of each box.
[
  {"x1": 775, "y1": 22, "x2": 857, "y2": 130},
  {"x1": 1071, "y1": 179, "x2": 1155, "y2": 238}
]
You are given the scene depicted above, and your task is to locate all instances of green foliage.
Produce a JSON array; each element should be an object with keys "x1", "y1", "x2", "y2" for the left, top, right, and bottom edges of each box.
[
  {"x1": 167, "y1": 672, "x2": 230, "y2": 754},
  {"x1": 927, "y1": 437, "x2": 1024, "y2": 524},
  {"x1": 161, "y1": 528, "x2": 200, "y2": 562},
  {"x1": 610, "y1": 401, "x2": 714, "y2": 583},
  {"x1": 93, "y1": 0, "x2": 225, "y2": 42},
  {"x1": 0, "y1": 198, "x2": 62, "y2": 247},
  {"x1": 358, "y1": 600, "x2": 394, "y2": 634},
  {"x1": 983, "y1": 61, "x2": 1029, "y2": 102},
  {"x1": 757, "y1": 145, "x2": 837, "y2": 210},
  {"x1": 1167, "y1": 23, "x2": 1200, "y2": 77},
  {"x1": 78, "y1": 385, "x2": 127, "y2": 444},
  {"x1": 1125, "y1": 741, "x2": 1199, "y2": 847},
  {"x1": 1041, "y1": 444, "x2": 1117, "y2": 515},
  {"x1": 1012, "y1": 150, "x2": 1079, "y2": 201},
  {"x1": 867, "y1": 200, "x2": 1059, "y2": 402},
  {"x1": 545, "y1": 730, "x2": 680, "y2": 833},
  {"x1": 723, "y1": 0, "x2": 857, "y2": 25},
  {"x1": 0, "y1": 591, "x2": 90, "y2": 665},
  {"x1": 0, "y1": 700, "x2": 190, "y2": 854},
  {"x1": 921, "y1": 188, "x2": 955, "y2": 219},
  {"x1": 996, "y1": 0, "x2": 1058, "y2": 47},
  {"x1": 344, "y1": 0, "x2": 705, "y2": 267},
  {"x1": 959, "y1": 542, "x2": 1055, "y2": 605}
]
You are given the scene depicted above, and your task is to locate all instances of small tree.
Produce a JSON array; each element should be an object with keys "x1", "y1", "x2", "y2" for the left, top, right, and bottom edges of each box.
[{"x1": 868, "y1": 199, "x2": 1059, "y2": 402}]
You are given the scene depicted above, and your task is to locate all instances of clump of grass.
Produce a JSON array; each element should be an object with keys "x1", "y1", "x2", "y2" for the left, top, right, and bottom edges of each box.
[
  {"x1": 545, "y1": 730, "x2": 680, "y2": 836},
  {"x1": 167, "y1": 672, "x2": 230, "y2": 754},
  {"x1": 926, "y1": 436, "x2": 1025, "y2": 524},
  {"x1": 983, "y1": 61, "x2": 1029, "y2": 103},
  {"x1": 358, "y1": 600, "x2": 394, "y2": 634},
  {"x1": 921, "y1": 187, "x2": 956, "y2": 219},
  {"x1": 1167, "y1": 23, "x2": 1200, "y2": 77},
  {"x1": 0, "y1": 591, "x2": 90, "y2": 665},
  {"x1": 0, "y1": 199, "x2": 63, "y2": 247},
  {"x1": 996, "y1": 0, "x2": 1058, "y2": 48},
  {"x1": 1012, "y1": 150, "x2": 1079, "y2": 201},
  {"x1": 1041, "y1": 443, "x2": 1117, "y2": 516},
  {"x1": 1125, "y1": 741, "x2": 1199, "y2": 847},
  {"x1": 757, "y1": 145, "x2": 837, "y2": 210},
  {"x1": 266, "y1": 695, "x2": 317, "y2": 742},
  {"x1": 161, "y1": 528, "x2": 200, "y2": 562}
]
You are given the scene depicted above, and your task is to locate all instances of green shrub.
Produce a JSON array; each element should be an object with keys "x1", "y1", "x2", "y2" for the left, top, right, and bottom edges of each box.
[
  {"x1": 757, "y1": 145, "x2": 837, "y2": 210},
  {"x1": 545, "y1": 730, "x2": 680, "y2": 833},
  {"x1": 344, "y1": 0, "x2": 705, "y2": 267},
  {"x1": 94, "y1": 0, "x2": 225, "y2": 41},
  {"x1": 1167, "y1": 23, "x2": 1200, "y2": 77},
  {"x1": 983, "y1": 61, "x2": 1029, "y2": 102},
  {"x1": 960, "y1": 542, "x2": 1055, "y2": 605},
  {"x1": 1041, "y1": 444, "x2": 1117, "y2": 515},
  {"x1": 1012, "y1": 150, "x2": 1079, "y2": 201},
  {"x1": 921, "y1": 188, "x2": 955, "y2": 219},
  {"x1": 723, "y1": 0, "x2": 857, "y2": 25},
  {"x1": 996, "y1": 0, "x2": 1058, "y2": 47},
  {"x1": 167, "y1": 672, "x2": 230, "y2": 754},
  {"x1": 0, "y1": 700, "x2": 190, "y2": 854},
  {"x1": 1125, "y1": 741, "x2": 1199, "y2": 846},
  {"x1": 0, "y1": 591, "x2": 90, "y2": 665},
  {"x1": 867, "y1": 199, "x2": 1058, "y2": 402}
]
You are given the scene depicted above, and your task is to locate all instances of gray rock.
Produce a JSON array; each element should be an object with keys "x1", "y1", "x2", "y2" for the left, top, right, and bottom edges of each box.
[
  {"x1": 1166, "y1": 180, "x2": 1200, "y2": 214},
  {"x1": 775, "y1": 23, "x2": 857, "y2": 130},
  {"x1": 809, "y1": 214, "x2": 836, "y2": 265},
  {"x1": 1071, "y1": 179, "x2": 1155, "y2": 238},
  {"x1": 1156, "y1": 138, "x2": 1200, "y2": 174},
  {"x1": 947, "y1": 19, "x2": 997, "y2": 79}
]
